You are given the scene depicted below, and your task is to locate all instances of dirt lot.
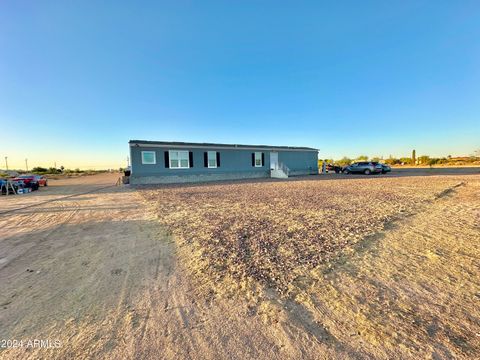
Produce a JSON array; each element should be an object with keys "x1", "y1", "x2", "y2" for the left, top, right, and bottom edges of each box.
[{"x1": 1, "y1": 171, "x2": 479, "y2": 359}]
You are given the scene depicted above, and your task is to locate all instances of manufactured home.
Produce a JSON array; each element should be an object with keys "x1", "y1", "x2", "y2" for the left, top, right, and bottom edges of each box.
[{"x1": 129, "y1": 140, "x2": 318, "y2": 184}]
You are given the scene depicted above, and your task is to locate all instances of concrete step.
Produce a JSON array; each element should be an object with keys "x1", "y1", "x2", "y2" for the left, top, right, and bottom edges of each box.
[{"x1": 270, "y1": 169, "x2": 288, "y2": 179}]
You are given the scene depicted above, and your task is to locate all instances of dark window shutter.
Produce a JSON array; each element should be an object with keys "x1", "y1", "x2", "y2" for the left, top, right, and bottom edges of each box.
[
  {"x1": 164, "y1": 151, "x2": 169, "y2": 168},
  {"x1": 261, "y1": 153, "x2": 265, "y2": 166},
  {"x1": 189, "y1": 151, "x2": 194, "y2": 167},
  {"x1": 252, "y1": 153, "x2": 255, "y2": 167},
  {"x1": 204, "y1": 152, "x2": 208, "y2": 167},
  {"x1": 216, "y1": 152, "x2": 220, "y2": 167}
]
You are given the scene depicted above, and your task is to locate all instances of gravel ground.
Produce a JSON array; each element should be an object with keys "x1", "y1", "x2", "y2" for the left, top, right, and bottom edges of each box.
[
  {"x1": 2, "y1": 173, "x2": 478, "y2": 359},
  {"x1": 140, "y1": 175, "x2": 465, "y2": 295}
]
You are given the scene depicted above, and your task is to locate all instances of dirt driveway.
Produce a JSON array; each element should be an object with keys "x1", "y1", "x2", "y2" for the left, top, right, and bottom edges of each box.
[
  {"x1": 0, "y1": 174, "x2": 174, "y2": 356},
  {"x1": 1, "y1": 173, "x2": 479, "y2": 359},
  {"x1": 0, "y1": 174, "x2": 290, "y2": 359}
]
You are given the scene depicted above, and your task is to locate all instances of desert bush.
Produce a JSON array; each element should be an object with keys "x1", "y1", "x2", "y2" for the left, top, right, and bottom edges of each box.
[
  {"x1": 336, "y1": 157, "x2": 353, "y2": 166},
  {"x1": 399, "y1": 157, "x2": 412, "y2": 165},
  {"x1": 46, "y1": 167, "x2": 61, "y2": 174},
  {"x1": 32, "y1": 166, "x2": 48, "y2": 174},
  {"x1": 417, "y1": 155, "x2": 430, "y2": 165},
  {"x1": 385, "y1": 158, "x2": 400, "y2": 165}
]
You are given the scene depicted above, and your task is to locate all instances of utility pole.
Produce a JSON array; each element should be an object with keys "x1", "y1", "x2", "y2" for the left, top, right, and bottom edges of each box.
[
  {"x1": 4, "y1": 156, "x2": 8, "y2": 170},
  {"x1": 127, "y1": 156, "x2": 130, "y2": 167},
  {"x1": 54, "y1": 161, "x2": 57, "y2": 169},
  {"x1": 25, "y1": 158, "x2": 29, "y2": 171}
]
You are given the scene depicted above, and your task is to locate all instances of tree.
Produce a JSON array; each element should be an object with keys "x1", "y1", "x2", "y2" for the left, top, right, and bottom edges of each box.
[
  {"x1": 336, "y1": 157, "x2": 353, "y2": 166},
  {"x1": 427, "y1": 158, "x2": 438, "y2": 167},
  {"x1": 356, "y1": 155, "x2": 368, "y2": 161},
  {"x1": 371, "y1": 157, "x2": 381, "y2": 162},
  {"x1": 32, "y1": 166, "x2": 48, "y2": 174},
  {"x1": 385, "y1": 157, "x2": 400, "y2": 165},
  {"x1": 399, "y1": 157, "x2": 412, "y2": 165},
  {"x1": 418, "y1": 155, "x2": 430, "y2": 165}
]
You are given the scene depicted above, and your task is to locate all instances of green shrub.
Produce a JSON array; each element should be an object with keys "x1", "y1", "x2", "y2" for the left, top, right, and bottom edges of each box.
[
  {"x1": 32, "y1": 166, "x2": 48, "y2": 174},
  {"x1": 336, "y1": 157, "x2": 353, "y2": 166},
  {"x1": 417, "y1": 155, "x2": 430, "y2": 165},
  {"x1": 399, "y1": 157, "x2": 412, "y2": 165},
  {"x1": 384, "y1": 158, "x2": 401, "y2": 165}
]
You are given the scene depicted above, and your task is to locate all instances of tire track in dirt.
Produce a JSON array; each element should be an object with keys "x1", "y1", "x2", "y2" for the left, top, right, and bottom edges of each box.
[
  {"x1": 0, "y1": 175, "x2": 151, "y2": 358},
  {"x1": 0, "y1": 200, "x2": 81, "y2": 272},
  {"x1": 208, "y1": 180, "x2": 472, "y2": 360},
  {"x1": 283, "y1": 179, "x2": 480, "y2": 359},
  {"x1": 0, "y1": 184, "x2": 116, "y2": 216},
  {"x1": 2, "y1": 174, "x2": 478, "y2": 359},
  {"x1": 136, "y1": 245, "x2": 163, "y2": 346}
]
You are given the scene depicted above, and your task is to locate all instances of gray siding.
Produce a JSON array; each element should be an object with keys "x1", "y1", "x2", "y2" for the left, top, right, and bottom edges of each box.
[
  {"x1": 131, "y1": 147, "x2": 269, "y2": 176},
  {"x1": 278, "y1": 151, "x2": 318, "y2": 174},
  {"x1": 130, "y1": 145, "x2": 318, "y2": 184}
]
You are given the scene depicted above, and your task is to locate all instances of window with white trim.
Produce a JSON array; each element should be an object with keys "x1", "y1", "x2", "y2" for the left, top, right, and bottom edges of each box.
[
  {"x1": 207, "y1": 151, "x2": 217, "y2": 168},
  {"x1": 141, "y1": 151, "x2": 156, "y2": 164},
  {"x1": 254, "y1": 152, "x2": 262, "y2": 167},
  {"x1": 169, "y1": 150, "x2": 189, "y2": 169}
]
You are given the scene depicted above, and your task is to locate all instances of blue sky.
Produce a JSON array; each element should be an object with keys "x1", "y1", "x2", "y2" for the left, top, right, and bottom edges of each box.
[{"x1": 1, "y1": 1, "x2": 479, "y2": 169}]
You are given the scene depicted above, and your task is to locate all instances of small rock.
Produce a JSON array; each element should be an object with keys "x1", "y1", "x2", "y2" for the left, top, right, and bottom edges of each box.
[{"x1": 111, "y1": 268, "x2": 123, "y2": 275}]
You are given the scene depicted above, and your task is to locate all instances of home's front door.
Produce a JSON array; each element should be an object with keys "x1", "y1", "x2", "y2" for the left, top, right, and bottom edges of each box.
[{"x1": 270, "y1": 152, "x2": 278, "y2": 170}]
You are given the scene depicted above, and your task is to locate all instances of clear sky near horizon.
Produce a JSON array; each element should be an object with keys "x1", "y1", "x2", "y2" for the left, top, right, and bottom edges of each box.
[{"x1": 1, "y1": 1, "x2": 479, "y2": 170}]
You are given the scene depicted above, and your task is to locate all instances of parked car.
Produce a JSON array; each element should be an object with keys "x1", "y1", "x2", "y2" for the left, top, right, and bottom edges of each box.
[
  {"x1": 12, "y1": 175, "x2": 40, "y2": 190},
  {"x1": 343, "y1": 162, "x2": 383, "y2": 175},
  {"x1": 0, "y1": 178, "x2": 7, "y2": 194},
  {"x1": 0, "y1": 179, "x2": 19, "y2": 195},
  {"x1": 35, "y1": 175, "x2": 48, "y2": 186},
  {"x1": 373, "y1": 163, "x2": 391, "y2": 174},
  {"x1": 326, "y1": 164, "x2": 344, "y2": 173}
]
